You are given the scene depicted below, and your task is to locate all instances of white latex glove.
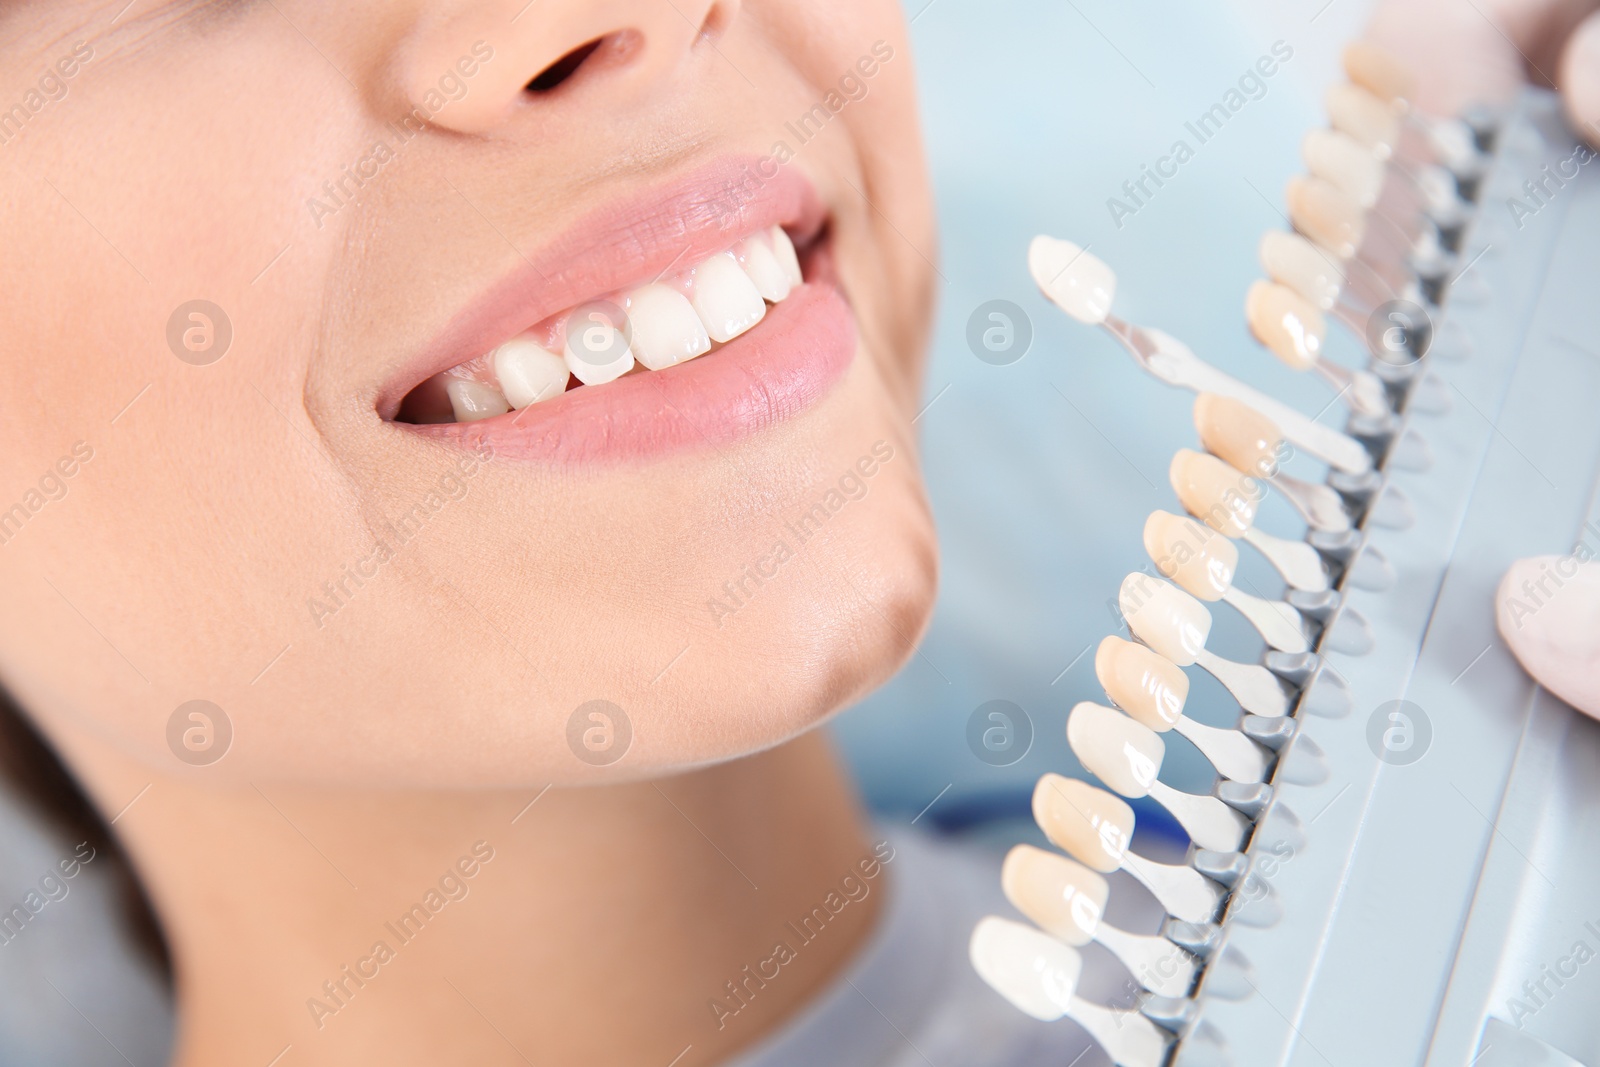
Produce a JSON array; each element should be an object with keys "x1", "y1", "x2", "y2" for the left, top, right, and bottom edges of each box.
[
  {"x1": 1365, "y1": 2, "x2": 1600, "y2": 715},
  {"x1": 1496, "y1": 558, "x2": 1600, "y2": 717},
  {"x1": 1367, "y1": 0, "x2": 1600, "y2": 143}
]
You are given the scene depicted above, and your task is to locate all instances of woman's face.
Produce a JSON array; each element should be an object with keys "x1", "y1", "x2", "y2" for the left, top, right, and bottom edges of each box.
[{"x1": 0, "y1": 0, "x2": 936, "y2": 786}]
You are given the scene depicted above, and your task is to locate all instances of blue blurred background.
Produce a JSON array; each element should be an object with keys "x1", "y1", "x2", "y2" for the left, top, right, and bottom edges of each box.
[{"x1": 835, "y1": 0, "x2": 1376, "y2": 818}]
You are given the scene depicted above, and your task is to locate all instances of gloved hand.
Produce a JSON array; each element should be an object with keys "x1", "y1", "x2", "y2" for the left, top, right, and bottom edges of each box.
[
  {"x1": 1365, "y1": 1, "x2": 1600, "y2": 717},
  {"x1": 1496, "y1": 557, "x2": 1600, "y2": 717},
  {"x1": 1366, "y1": 0, "x2": 1600, "y2": 143}
]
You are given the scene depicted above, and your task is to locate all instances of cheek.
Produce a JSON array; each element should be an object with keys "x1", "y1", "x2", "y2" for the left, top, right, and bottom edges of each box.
[
  {"x1": 0, "y1": 2, "x2": 939, "y2": 789},
  {"x1": 650, "y1": 363, "x2": 936, "y2": 759},
  {"x1": 0, "y1": 359, "x2": 934, "y2": 788}
]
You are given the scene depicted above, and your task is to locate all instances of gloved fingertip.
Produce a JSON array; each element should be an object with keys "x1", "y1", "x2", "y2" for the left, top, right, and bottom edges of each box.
[
  {"x1": 1496, "y1": 555, "x2": 1600, "y2": 718},
  {"x1": 1560, "y1": 11, "x2": 1600, "y2": 148}
]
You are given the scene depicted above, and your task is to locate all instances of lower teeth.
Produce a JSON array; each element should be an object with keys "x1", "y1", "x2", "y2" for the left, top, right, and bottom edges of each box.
[{"x1": 399, "y1": 224, "x2": 805, "y2": 424}]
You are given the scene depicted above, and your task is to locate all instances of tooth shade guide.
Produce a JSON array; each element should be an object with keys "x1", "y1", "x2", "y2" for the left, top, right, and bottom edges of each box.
[
  {"x1": 1169, "y1": 449, "x2": 1260, "y2": 537},
  {"x1": 1195, "y1": 393, "x2": 1352, "y2": 532},
  {"x1": 1052, "y1": 291, "x2": 1374, "y2": 474},
  {"x1": 1326, "y1": 81, "x2": 1401, "y2": 157},
  {"x1": 1143, "y1": 509, "x2": 1237, "y2": 601},
  {"x1": 1276, "y1": 472, "x2": 1352, "y2": 533},
  {"x1": 979, "y1": 99, "x2": 1600, "y2": 1067},
  {"x1": 1118, "y1": 572, "x2": 1213, "y2": 666},
  {"x1": 1247, "y1": 280, "x2": 1327, "y2": 371},
  {"x1": 1311, "y1": 361, "x2": 1391, "y2": 420},
  {"x1": 1175, "y1": 714, "x2": 1274, "y2": 783},
  {"x1": 1259, "y1": 231, "x2": 1344, "y2": 311},
  {"x1": 1095, "y1": 635, "x2": 1189, "y2": 731},
  {"x1": 1119, "y1": 850, "x2": 1227, "y2": 926},
  {"x1": 1001, "y1": 845, "x2": 1108, "y2": 947},
  {"x1": 1339, "y1": 252, "x2": 1405, "y2": 313},
  {"x1": 1066, "y1": 702, "x2": 1166, "y2": 800},
  {"x1": 1287, "y1": 175, "x2": 1366, "y2": 260},
  {"x1": 1342, "y1": 41, "x2": 1416, "y2": 106},
  {"x1": 1028, "y1": 235, "x2": 1116, "y2": 325},
  {"x1": 1030, "y1": 771, "x2": 1216, "y2": 927},
  {"x1": 1068, "y1": 701, "x2": 1252, "y2": 851},
  {"x1": 968, "y1": 917, "x2": 1082, "y2": 1021},
  {"x1": 1302, "y1": 128, "x2": 1384, "y2": 208},
  {"x1": 998, "y1": 844, "x2": 1202, "y2": 1002},
  {"x1": 1242, "y1": 526, "x2": 1331, "y2": 592},
  {"x1": 1144, "y1": 492, "x2": 1313, "y2": 650},
  {"x1": 1030, "y1": 774, "x2": 1134, "y2": 874},
  {"x1": 1193, "y1": 393, "x2": 1281, "y2": 477},
  {"x1": 1031, "y1": 766, "x2": 1226, "y2": 928}
]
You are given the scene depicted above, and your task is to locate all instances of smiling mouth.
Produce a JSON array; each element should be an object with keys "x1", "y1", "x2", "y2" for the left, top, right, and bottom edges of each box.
[
  {"x1": 383, "y1": 160, "x2": 857, "y2": 465},
  {"x1": 397, "y1": 224, "x2": 814, "y2": 425}
]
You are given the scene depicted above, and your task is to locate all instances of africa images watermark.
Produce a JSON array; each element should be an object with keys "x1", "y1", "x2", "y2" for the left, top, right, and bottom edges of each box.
[
  {"x1": 1499, "y1": 518, "x2": 1600, "y2": 631},
  {"x1": 305, "y1": 840, "x2": 496, "y2": 1031},
  {"x1": 705, "y1": 440, "x2": 897, "y2": 627},
  {"x1": 1503, "y1": 914, "x2": 1600, "y2": 1028},
  {"x1": 1505, "y1": 141, "x2": 1596, "y2": 231},
  {"x1": 1106, "y1": 40, "x2": 1295, "y2": 230},
  {"x1": 706, "y1": 840, "x2": 896, "y2": 1031},
  {"x1": 305, "y1": 41, "x2": 496, "y2": 229},
  {"x1": 0, "y1": 40, "x2": 94, "y2": 149},
  {"x1": 0, "y1": 842, "x2": 97, "y2": 948},
  {"x1": 0, "y1": 441, "x2": 96, "y2": 548},
  {"x1": 306, "y1": 441, "x2": 495, "y2": 629},
  {"x1": 1108, "y1": 441, "x2": 1288, "y2": 626},
  {"x1": 707, "y1": 41, "x2": 897, "y2": 225}
]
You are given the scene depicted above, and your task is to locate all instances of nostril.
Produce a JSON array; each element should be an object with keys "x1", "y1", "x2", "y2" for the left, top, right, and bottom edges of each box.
[
  {"x1": 526, "y1": 38, "x2": 605, "y2": 93},
  {"x1": 698, "y1": 2, "x2": 733, "y2": 44}
]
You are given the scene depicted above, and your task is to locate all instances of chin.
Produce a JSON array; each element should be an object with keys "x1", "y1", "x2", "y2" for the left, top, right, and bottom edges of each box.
[{"x1": 661, "y1": 457, "x2": 940, "y2": 771}]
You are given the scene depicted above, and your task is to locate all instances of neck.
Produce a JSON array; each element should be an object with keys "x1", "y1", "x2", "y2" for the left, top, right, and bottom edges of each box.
[{"x1": 64, "y1": 729, "x2": 882, "y2": 1067}]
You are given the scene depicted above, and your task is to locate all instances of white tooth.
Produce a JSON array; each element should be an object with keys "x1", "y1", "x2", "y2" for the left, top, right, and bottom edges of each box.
[
  {"x1": 493, "y1": 337, "x2": 568, "y2": 408},
  {"x1": 1119, "y1": 572, "x2": 1212, "y2": 666},
  {"x1": 1067, "y1": 701, "x2": 1166, "y2": 798},
  {"x1": 1260, "y1": 231, "x2": 1341, "y2": 310},
  {"x1": 444, "y1": 378, "x2": 510, "y2": 422},
  {"x1": 735, "y1": 236, "x2": 792, "y2": 302},
  {"x1": 690, "y1": 252, "x2": 767, "y2": 343},
  {"x1": 1302, "y1": 128, "x2": 1382, "y2": 208},
  {"x1": 562, "y1": 307, "x2": 635, "y2": 386},
  {"x1": 769, "y1": 225, "x2": 803, "y2": 287},
  {"x1": 625, "y1": 284, "x2": 711, "y2": 370},
  {"x1": 969, "y1": 916, "x2": 1083, "y2": 1022},
  {"x1": 1326, "y1": 82, "x2": 1399, "y2": 156},
  {"x1": 1029, "y1": 236, "x2": 1115, "y2": 325}
]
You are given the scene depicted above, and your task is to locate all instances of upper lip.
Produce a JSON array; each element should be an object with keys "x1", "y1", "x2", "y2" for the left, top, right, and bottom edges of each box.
[{"x1": 377, "y1": 157, "x2": 828, "y2": 419}]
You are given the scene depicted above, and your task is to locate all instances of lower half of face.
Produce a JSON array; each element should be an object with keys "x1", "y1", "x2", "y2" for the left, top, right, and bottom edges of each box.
[{"x1": 0, "y1": 0, "x2": 938, "y2": 785}]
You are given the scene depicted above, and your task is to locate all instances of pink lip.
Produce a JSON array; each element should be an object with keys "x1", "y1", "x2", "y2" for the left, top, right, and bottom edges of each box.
[
  {"x1": 415, "y1": 281, "x2": 855, "y2": 464},
  {"x1": 381, "y1": 158, "x2": 857, "y2": 463}
]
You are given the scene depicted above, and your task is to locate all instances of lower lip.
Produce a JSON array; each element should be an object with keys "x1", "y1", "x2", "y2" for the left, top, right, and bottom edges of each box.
[{"x1": 405, "y1": 281, "x2": 857, "y2": 465}]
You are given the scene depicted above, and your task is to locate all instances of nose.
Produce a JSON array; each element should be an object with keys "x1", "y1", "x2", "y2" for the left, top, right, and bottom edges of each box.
[{"x1": 399, "y1": 0, "x2": 741, "y2": 135}]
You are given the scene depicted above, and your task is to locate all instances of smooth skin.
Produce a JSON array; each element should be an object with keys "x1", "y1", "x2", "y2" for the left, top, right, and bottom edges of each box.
[{"x1": 0, "y1": 1, "x2": 938, "y2": 1065}]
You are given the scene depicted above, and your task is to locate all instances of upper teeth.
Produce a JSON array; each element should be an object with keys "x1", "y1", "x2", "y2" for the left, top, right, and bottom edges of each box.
[{"x1": 441, "y1": 225, "x2": 804, "y2": 422}]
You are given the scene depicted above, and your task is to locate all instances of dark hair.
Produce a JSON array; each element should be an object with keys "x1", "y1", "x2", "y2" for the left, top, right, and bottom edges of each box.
[{"x1": 0, "y1": 686, "x2": 170, "y2": 976}]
